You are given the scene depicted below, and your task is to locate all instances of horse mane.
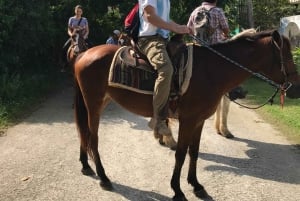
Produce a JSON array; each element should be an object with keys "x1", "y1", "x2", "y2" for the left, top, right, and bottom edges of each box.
[
  {"x1": 207, "y1": 29, "x2": 277, "y2": 49},
  {"x1": 230, "y1": 28, "x2": 257, "y2": 40}
]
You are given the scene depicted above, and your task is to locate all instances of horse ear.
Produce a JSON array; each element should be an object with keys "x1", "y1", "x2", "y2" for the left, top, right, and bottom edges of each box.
[{"x1": 272, "y1": 30, "x2": 283, "y2": 49}]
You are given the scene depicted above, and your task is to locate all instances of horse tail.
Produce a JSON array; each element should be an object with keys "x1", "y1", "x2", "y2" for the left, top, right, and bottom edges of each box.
[{"x1": 74, "y1": 78, "x2": 90, "y2": 154}]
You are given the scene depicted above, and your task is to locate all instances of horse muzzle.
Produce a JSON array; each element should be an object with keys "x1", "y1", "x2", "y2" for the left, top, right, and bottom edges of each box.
[{"x1": 286, "y1": 83, "x2": 300, "y2": 99}]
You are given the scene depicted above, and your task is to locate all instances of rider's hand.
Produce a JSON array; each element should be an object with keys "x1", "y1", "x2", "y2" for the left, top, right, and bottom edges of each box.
[{"x1": 172, "y1": 24, "x2": 190, "y2": 35}]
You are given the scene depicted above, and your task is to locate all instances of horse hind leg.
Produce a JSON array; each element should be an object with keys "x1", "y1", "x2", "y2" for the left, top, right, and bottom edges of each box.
[
  {"x1": 214, "y1": 101, "x2": 221, "y2": 133},
  {"x1": 74, "y1": 81, "x2": 95, "y2": 176},
  {"x1": 80, "y1": 146, "x2": 95, "y2": 176},
  {"x1": 214, "y1": 95, "x2": 234, "y2": 138},
  {"x1": 89, "y1": 129, "x2": 112, "y2": 190},
  {"x1": 86, "y1": 97, "x2": 113, "y2": 190},
  {"x1": 75, "y1": 81, "x2": 112, "y2": 189}
]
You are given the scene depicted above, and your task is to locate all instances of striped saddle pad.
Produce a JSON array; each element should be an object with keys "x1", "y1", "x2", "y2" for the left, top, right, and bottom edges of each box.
[
  {"x1": 108, "y1": 44, "x2": 193, "y2": 96},
  {"x1": 108, "y1": 46, "x2": 157, "y2": 94}
]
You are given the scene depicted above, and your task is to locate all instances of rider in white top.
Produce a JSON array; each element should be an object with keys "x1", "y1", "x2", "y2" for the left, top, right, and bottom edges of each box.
[{"x1": 138, "y1": 0, "x2": 170, "y2": 39}]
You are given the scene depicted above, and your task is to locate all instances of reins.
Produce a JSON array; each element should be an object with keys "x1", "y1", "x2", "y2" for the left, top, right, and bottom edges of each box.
[
  {"x1": 189, "y1": 34, "x2": 292, "y2": 109},
  {"x1": 226, "y1": 89, "x2": 278, "y2": 109}
]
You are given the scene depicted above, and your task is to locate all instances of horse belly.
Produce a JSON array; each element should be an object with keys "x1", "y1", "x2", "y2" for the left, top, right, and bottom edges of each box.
[{"x1": 108, "y1": 87, "x2": 153, "y2": 117}]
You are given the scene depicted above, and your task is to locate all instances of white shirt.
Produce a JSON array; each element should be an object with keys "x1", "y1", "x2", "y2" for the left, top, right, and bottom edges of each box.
[{"x1": 138, "y1": 0, "x2": 170, "y2": 38}]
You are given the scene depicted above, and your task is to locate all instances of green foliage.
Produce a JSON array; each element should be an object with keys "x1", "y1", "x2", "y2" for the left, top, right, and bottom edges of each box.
[
  {"x1": 253, "y1": 0, "x2": 298, "y2": 29},
  {"x1": 243, "y1": 77, "x2": 300, "y2": 143},
  {"x1": 0, "y1": 0, "x2": 299, "y2": 132},
  {"x1": 292, "y1": 47, "x2": 300, "y2": 67},
  {"x1": 0, "y1": 71, "x2": 59, "y2": 127},
  {"x1": 241, "y1": 50, "x2": 300, "y2": 143}
]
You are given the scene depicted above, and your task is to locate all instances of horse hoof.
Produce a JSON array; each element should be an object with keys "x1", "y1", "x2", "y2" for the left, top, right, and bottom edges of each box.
[
  {"x1": 81, "y1": 167, "x2": 96, "y2": 176},
  {"x1": 154, "y1": 130, "x2": 161, "y2": 139},
  {"x1": 100, "y1": 180, "x2": 113, "y2": 191},
  {"x1": 225, "y1": 133, "x2": 234, "y2": 138},
  {"x1": 194, "y1": 188, "x2": 208, "y2": 199},
  {"x1": 217, "y1": 131, "x2": 234, "y2": 139},
  {"x1": 172, "y1": 195, "x2": 188, "y2": 201},
  {"x1": 163, "y1": 135, "x2": 177, "y2": 150},
  {"x1": 158, "y1": 138, "x2": 165, "y2": 145}
]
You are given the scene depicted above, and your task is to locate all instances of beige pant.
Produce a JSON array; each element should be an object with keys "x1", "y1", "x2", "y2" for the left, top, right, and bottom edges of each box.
[{"x1": 137, "y1": 35, "x2": 173, "y2": 120}]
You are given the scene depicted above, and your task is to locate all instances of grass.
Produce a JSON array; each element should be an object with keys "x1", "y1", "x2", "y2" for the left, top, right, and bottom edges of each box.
[
  {"x1": 239, "y1": 47, "x2": 300, "y2": 145},
  {"x1": 241, "y1": 75, "x2": 300, "y2": 145},
  {"x1": 0, "y1": 70, "x2": 65, "y2": 131}
]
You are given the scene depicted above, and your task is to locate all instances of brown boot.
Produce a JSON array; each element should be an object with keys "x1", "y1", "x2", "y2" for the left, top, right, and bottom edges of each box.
[{"x1": 154, "y1": 119, "x2": 172, "y2": 136}]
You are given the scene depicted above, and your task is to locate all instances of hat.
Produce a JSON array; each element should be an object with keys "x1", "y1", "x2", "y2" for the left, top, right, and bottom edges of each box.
[{"x1": 113, "y1": 30, "x2": 121, "y2": 36}]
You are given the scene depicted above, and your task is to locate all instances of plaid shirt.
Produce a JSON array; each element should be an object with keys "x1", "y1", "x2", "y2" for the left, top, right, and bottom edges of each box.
[{"x1": 187, "y1": 2, "x2": 229, "y2": 44}]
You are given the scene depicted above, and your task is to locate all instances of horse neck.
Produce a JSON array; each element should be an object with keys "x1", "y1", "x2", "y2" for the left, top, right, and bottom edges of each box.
[
  {"x1": 71, "y1": 34, "x2": 87, "y2": 52},
  {"x1": 78, "y1": 37, "x2": 87, "y2": 51},
  {"x1": 193, "y1": 40, "x2": 272, "y2": 93}
]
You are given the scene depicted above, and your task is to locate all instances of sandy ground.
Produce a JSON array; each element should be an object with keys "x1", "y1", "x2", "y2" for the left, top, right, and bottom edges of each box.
[{"x1": 0, "y1": 86, "x2": 299, "y2": 201}]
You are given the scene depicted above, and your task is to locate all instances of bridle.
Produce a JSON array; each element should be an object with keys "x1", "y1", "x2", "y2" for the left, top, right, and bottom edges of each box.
[
  {"x1": 70, "y1": 32, "x2": 88, "y2": 56},
  {"x1": 190, "y1": 33, "x2": 294, "y2": 108}
]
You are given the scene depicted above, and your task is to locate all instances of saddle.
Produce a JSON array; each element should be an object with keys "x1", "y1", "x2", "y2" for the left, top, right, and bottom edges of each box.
[
  {"x1": 108, "y1": 36, "x2": 193, "y2": 98},
  {"x1": 118, "y1": 46, "x2": 153, "y2": 73}
]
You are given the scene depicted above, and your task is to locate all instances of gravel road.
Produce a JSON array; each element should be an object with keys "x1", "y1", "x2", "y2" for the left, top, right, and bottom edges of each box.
[{"x1": 0, "y1": 86, "x2": 299, "y2": 201}]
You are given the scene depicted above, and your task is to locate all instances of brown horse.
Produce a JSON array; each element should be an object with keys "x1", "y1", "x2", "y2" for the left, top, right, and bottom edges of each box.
[{"x1": 73, "y1": 30, "x2": 300, "y2": 200}]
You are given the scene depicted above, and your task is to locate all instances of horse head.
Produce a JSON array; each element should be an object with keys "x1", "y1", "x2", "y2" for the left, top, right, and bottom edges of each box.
[
  {"x1": 118, "y1": 33, "x2": 132, "y2": 46},
  {"x1": 204, "y1": 29, "x2": 300, "y2": 99},
  {"x1": 67, "y1": 30, "x2": 88, "y2": 63},
  {"x1": 269, "y1": 30, "x2": 300, "y2": 99}
]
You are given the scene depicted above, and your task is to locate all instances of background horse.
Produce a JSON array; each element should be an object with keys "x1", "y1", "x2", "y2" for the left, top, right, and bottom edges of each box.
[
  {"x1": 60, "y1": 30, "x2": 89, "y2": 73},
  {"x1": 117, "y1": 32, "x2": 131, "y2": 46},
  {"x1": 67, "y1": 31, "x2": 88, "y2": 64},
  {"x1": 73, "y1": 30, "x2": 300, "y2": 200}
]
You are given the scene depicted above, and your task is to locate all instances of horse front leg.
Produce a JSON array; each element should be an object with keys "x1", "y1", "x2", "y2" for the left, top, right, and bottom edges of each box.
[
  {"x1": 171, "y1": 146, "x2": 188, "y2": 200},
  {"x1": 171, "y1": 121, "x2": 192, "y2": 201},
  {"x1": 187, "y1": 121, "x2": 208, "y2": 199}
]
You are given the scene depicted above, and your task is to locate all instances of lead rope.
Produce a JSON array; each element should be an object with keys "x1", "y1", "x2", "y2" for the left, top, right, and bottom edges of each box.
[
  {"x1": 189, "y1": 34, "x2": 292, "y2": 109},
  {"x1": 226, "y1": 88, "x2": 279, "y2": 109}
]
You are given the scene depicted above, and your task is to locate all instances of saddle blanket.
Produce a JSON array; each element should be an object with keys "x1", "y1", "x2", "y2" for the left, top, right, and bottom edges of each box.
[
  {"x1": 108, "y1": 46, "x2": 156, "y2": 94},
  {"x1": 108, "y1": 45, "x2": 193, "y2": 95}
]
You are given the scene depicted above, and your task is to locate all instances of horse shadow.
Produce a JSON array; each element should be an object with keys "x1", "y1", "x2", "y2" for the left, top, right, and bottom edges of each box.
[
  {"x1": 110, "y1": 183, "x2": 171, "y2": 201},
  {"x1": 84, "y1": 174, "x2": 172, "y2": 201},
  {"x1": 199, "y1": 136, "x2": 300, "y2": 184},
  {"x1": 101, "y1": 102, "x2": 151, "y2": 131}
]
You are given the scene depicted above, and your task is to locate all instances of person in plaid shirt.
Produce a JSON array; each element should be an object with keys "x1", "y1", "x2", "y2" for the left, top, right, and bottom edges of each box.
[{"x1": 187, "y1": 0, "x2": 229, "y2": 44}]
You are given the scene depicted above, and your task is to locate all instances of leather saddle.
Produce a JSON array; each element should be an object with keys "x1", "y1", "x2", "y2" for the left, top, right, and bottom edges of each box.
[
  {"x1": 110, "y1": 35, "x2": 189, "y2": 97},
  {"x1": 118, "y1": 46, "x2": 154, "y2": 73}
]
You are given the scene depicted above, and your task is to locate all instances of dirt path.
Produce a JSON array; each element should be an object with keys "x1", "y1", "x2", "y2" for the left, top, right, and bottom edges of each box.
[{"x1": 0, "y1": 86, "x2": 299, "y2": 201}]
